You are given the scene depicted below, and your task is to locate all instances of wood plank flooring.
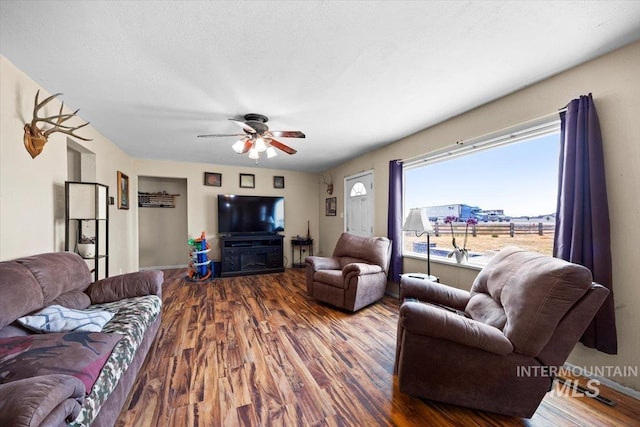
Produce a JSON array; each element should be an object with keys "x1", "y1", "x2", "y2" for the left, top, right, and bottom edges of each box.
[{"x1": 116, "y1": 268, "x2": 640, "y2": 426}]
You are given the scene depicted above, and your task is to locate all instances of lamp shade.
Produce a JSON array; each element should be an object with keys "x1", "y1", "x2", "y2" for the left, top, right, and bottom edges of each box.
[{"x1": 402, "y1": 208, "x2": 433, "y2": 234}]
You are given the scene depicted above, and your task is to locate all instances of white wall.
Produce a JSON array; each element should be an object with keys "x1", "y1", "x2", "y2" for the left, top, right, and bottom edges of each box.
[
  {"x1": 133, "y1": 159, "x2": 320, "y2": 267},
  {"x1": 1, "y1": 55, "x2": 137, "y2": 274},
  {"x1": 319, "y1": 41, "x2": 640, "y2": 390}
]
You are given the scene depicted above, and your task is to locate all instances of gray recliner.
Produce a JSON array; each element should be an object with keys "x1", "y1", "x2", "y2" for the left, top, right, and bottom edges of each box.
[
  {"x1": 394, "y1": 246, "x2": 610, "y2": 418},
  {"x1": 305, "y1": 233, "x2": 392, "y2": 312}
]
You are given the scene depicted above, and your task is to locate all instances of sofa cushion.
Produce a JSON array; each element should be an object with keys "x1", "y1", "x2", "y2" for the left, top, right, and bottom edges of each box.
[
  {"x1": 52, "y1": 291, "x2": 91, "y2": 310},
  {"x1": 17, "y1": 305, "x2": 114, "y2": 333},
  {"x1": 70, "y1": 295, "x2": 162, "y2": 426},
  {"x1": 0, "y1": 262, "x2": 44, "y2": 329},
  {"x1": 465, "y1": 293, "x2": 507, "y2": 330},
  {"x1": 332, "y1": 233, "x2": 391, "y2": 270},
  {"x1": 469, "y1": 246, "x2": 593, "y2": 356},
  {"x1": 315, "y1": 270, "x2": 344, "y2": 288},
  {"x1": 0, "y1": 324, "x2": 31, "y2": 339},
  {"x1": 0, "y1": 374, "x2": 85, "y2": 427},
  {"x1": 16, "y1": 252, "x2": 92, "y2": 306},
  {"x1": 0, "y1": 331, "x2": 122, "y2": 393}
]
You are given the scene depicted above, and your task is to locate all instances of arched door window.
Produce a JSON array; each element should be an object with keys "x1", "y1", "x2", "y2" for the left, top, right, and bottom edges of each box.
[{"x1": 350, "y1": 182, "x2": 367, "y2": 197}]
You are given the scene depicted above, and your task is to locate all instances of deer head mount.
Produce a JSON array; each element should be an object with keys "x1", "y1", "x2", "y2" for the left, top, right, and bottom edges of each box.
[
  {"x1": 320, "y1": 173, "x2": 334, "y2": 195},
  {"x1": 23, "y1": 90, "x2": 92, "y2": 159}
]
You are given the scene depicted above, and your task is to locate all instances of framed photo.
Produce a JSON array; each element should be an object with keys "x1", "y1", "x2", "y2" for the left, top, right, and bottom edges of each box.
[
  {"x1": 117, "y1": 171, "x2": 129, "y2": 210},
  {"x1": 204, "y1": 172, "x2": 222, "y2": 187},
  {"x1": 239, "y1": 173, "x2": 255, "y2": 189},
  {"x1": 326, "y1": 197, "x2": 337, "y2": 216},
  {"x1": 274, "y1": 176, "x2": 285, "y2": 189}
]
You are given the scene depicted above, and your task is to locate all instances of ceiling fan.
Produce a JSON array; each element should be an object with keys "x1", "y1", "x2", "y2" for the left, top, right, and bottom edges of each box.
[{"x1": 197, "y1": 113, "x2": 305, "y2": 159}]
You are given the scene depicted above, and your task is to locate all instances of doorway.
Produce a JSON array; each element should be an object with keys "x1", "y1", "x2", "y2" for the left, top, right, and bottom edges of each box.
[
  {"x1": 344, "y1": 170, "x2": 374, "y2": 237},
  {"x1": 138, "y1": 176, "x2": 188, "y2": 268}
]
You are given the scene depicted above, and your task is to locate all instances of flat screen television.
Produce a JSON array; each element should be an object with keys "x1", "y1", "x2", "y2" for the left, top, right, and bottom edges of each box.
[{"x1": 217, "y1": 195, "x2": 285, "y2": 235}]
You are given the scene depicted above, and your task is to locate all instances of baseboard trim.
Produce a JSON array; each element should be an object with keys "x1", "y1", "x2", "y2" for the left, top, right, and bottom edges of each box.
[
  {"x1": 563, "y1": 362, "x2": 640, "y2": 400},
  {"x1": 140, "y1": 264, "x2": 187, "y2": 271}
]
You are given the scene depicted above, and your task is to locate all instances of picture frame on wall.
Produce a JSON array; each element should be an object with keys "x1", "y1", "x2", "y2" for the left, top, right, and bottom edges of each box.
[
  {"x1": 274, "y1": 176, "x2": 285, "y2": 189},
  {"x1": 326, "y1": 197, "x2": 337, "y2": 216},
  {"x1": 204, "y1": 172, "x2": 222, "y2": 187},
  {"x1": 117, "y1": 171, "x2": 129, "y2": 210},
  {"x1": 239, "y1": 173, "x2": 255, "y2": 188}
]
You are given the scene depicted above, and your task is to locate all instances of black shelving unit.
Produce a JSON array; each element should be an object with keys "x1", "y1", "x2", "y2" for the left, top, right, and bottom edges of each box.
[{"x1": 65, "y1": 181, "x2": 109, "y2": 281}]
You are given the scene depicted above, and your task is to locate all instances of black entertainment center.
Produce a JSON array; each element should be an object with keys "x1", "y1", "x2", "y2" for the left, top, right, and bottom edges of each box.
[
  {"x1": 219, "y1": 234, "x2": 284, "y2": 277},
  {"x1": 217, "y1": 194, "x2": 286, "y2": 277}
]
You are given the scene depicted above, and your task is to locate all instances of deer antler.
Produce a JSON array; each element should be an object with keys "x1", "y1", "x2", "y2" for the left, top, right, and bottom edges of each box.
[
  {"x1": 319, "y1": 173, "x2": 334, "y2": 195},
  {"x1": 23, "y1": 90, "x2": 92, "y2": 159}
]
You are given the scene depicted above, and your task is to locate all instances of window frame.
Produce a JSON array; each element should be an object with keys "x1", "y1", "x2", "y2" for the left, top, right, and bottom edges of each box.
[{"x1": 402, "y1": 117, "x2": 561, "y2": 267}]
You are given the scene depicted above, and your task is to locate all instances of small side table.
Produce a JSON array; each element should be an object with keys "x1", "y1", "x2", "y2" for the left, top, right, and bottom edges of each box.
[
  {"x1": 291, "y1": 238, "x2": 313, "y2": 268},
  {"x1": 401, "y1": 272, "x2": 439, "y2": 283}
]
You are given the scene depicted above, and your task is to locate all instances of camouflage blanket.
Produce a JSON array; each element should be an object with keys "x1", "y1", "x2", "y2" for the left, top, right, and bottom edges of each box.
[{"x1": 69, "y1": 295, "x2": 161, "y2": 426}]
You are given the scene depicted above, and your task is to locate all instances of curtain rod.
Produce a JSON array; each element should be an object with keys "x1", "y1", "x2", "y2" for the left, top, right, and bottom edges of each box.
[{"x1": 402, "y1": 107, "x2": 567, "y2": 164}]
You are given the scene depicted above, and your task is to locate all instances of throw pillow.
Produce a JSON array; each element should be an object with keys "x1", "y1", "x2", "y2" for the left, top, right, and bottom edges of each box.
[
  {"x1": 17, "y1": 305, "x2": 114, "y2": 333},
  {"x1": 0, "y1": 331, "x2": 122, "y2": 393}
]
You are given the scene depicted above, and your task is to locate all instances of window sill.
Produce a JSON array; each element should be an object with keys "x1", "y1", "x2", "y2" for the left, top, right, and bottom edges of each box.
[{"x1": 403, "y1": 251, "x2": 483, "y2": 272}]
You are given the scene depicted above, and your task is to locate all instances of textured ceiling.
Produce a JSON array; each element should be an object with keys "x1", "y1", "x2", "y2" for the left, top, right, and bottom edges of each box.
[{"x1": 2, "y1": 1, "x2": 640, "y2": 172}]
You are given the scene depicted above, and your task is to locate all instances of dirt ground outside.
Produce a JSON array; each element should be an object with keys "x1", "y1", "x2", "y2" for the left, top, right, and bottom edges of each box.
[{"x1": 404, "y1": 223, "x2": 555, "y2": 265}]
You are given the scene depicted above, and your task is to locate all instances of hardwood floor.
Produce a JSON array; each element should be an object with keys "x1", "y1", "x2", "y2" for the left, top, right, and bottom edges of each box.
[{"x1": 116, "y1": 268, "x2": 640, "y2": 426}]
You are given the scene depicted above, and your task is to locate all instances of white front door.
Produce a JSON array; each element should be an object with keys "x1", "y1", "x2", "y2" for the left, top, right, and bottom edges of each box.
[{"x1": 345, "y1": 171, "x2": 374, "y2": 237}]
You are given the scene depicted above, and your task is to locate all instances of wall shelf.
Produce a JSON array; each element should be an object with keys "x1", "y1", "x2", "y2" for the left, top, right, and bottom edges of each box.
[{"x1": 138, "y1": 191, "x2": 179, "y2": 208}]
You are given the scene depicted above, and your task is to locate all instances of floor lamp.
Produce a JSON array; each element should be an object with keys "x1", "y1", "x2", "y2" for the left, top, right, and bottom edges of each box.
[{"x1": 403, "y1": 207, "x2": 434, "y2": 277}]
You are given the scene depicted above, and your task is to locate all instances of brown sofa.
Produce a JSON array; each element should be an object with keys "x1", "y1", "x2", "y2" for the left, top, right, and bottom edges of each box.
[
  {"x1": 0, "y1": 252, "x2": 163, "y2": 427},
  {"x1": 305, "y1": 233, "x2": 392, "y2": 312},
  {"x1": 394, "y1": 246, "x2": 610, "y2": 418}
]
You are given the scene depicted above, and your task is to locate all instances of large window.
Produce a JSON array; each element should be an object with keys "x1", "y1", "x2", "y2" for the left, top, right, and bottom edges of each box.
[{"x1": 403, "y1": 121, "x2": 560, "y2": 266}]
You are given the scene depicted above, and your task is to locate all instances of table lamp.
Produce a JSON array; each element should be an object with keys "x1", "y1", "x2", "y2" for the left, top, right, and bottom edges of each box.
[{"x1": 402, "y1": 207, "x2": 434, "y2": 277}]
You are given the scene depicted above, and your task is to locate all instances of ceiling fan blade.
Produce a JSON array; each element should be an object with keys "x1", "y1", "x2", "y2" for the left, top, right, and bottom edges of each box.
[
  {"x1": 197, "y1": 133, "x2": 247, "y2": 138},
  {"x1": 241, "y1": 139, "x2": 253, "y2": 154},
  {"x1": 229, "y1": 119, "x2": 256, "y2": 134},
  {"x1": 269, "y1": 130, "x2": 306, "y2": 138},
  {"x1": 269, "y1": 138, "x2": 297, "y2": 155}
]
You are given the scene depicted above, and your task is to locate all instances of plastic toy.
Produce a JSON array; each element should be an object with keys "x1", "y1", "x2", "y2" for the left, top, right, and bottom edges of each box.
[{"x1": 187, "y1": 231, "x2": 212, "y2": 281}]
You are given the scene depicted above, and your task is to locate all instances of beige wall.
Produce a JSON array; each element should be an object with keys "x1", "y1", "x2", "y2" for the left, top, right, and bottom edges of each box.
[
  {"x1": 1, "y1": 55, "x2": 137, "y2": 274},
  {"x1": 138, "y1": 176, "x2": 188, "y2": 268},
  {"x1": 320, "y1": 41, "x2": 640, "y2": 390},
  {"x1": 133, "y1": 159, "x2": 320, "y2": 267}
]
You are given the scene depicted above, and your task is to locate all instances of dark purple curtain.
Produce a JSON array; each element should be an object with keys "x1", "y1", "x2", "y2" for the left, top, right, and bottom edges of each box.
[
  {"x1": 554, "y1": 94, "x2": 617, "y2": 354},
  {"x1": 388, "y1": 160, "x2": 403, "y2": 283}
]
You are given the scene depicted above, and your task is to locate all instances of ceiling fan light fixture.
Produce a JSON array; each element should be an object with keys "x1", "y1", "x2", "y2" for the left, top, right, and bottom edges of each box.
[
  {"x1": 199, "y1": 113, "x2": 303, "y2": 161},
  {"x1": 255, "y1": 137, "x2": 267, "y2": 152},
  {"x1": 248, "y1": 147, "x2": 260, "y2": 160},
  {"x1": 232, "y1": 139, "x2": 246, "y2": 153}
]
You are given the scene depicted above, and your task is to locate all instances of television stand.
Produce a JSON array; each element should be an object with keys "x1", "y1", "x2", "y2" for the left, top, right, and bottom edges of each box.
[{"x1": 220, "y1": 234, "x2": 284, "y2": 277}]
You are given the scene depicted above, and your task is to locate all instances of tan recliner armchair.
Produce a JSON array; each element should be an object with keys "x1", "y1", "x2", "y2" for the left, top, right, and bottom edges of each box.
[
  {"x1": 305, "y1": 233, "x2": 392, "y2": 312},
  {"x1": 394, "y1": 246, "x2": 610, "y2": 418}
]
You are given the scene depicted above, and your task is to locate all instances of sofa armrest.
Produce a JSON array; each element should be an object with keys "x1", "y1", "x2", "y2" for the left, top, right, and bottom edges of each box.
[
  {"x1": 86, "y1": 270, "x2": 164, "y2": 304},
  {"x1": 342, "y1": 262, "x2": 383, "y2": 281},
  {"x1": 400, "y1": 276, "x2": 470, "y2": 311},
  {"x1": 0, "y1": 374, "x2": 85, "y2": 427},
  {"x1": 305, "y1": 256, "x2": 341, "y2": 272},
  {"x1": 400, "y1": 301, "x2": 514, "y2": 355}
]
